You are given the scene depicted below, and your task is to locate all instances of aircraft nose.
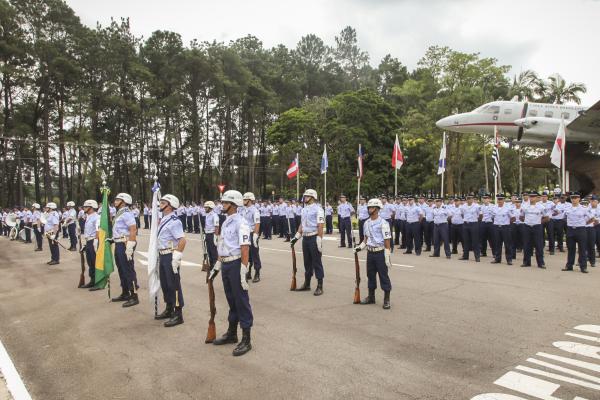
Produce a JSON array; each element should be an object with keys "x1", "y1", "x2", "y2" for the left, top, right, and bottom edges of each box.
[{"x1": 436, "y1": 116, "x2": 452, "y2": 129}]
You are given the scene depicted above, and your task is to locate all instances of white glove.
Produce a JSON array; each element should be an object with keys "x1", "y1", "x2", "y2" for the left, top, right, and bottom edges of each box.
[
  {"x1": 93, "y1": 239, "x2": 98, "y2": 250},
  {"x1": 172, "y1": 250, "x2": 183, "y2": 274},
  {"x1": 125, "y1": 240, "x2": 136, "y2": 260},
  {"x1": 384, "y1": 248, "x2": 392, "y2": 268},
  {"x1": 214, "y1": 235, "x2": 219, "y2": 246},
  {"x1": 354, "y1": 242, "x2": 367, "y2": 254},
  {"x1": 252, "y1": 234, "x2": 259, "y2": 248},
  {"x1": 240, "y1": 263, "x2": 249, "y2": 290},
  {"x1": 209, "y1": 261, "x2": 221, "y2": 280},
  {"x1": 316, "y1": 236, "x2": 322, "y2": 253}
]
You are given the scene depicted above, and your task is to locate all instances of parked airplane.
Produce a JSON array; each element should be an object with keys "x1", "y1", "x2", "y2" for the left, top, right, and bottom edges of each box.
[{"x1": 436, "y1": 99, "x2": 600, "y2": 146}]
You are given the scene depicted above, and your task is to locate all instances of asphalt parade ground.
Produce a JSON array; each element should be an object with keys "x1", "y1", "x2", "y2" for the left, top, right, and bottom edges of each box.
[{"x1": 0, "y1": 232, "x2": 599, "y2": 400}]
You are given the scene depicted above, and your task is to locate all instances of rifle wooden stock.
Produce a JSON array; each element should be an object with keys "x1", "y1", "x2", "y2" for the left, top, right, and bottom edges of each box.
[
  {"x1": 78, "y1": 234, "x2": 85, "y2": 288},
  {"x1": 352, "y1": 234, "x2": 360, "y2": 304},
  {"x1": 205, "y1": 271, "x2": 217, "y2": 344},
  {"x1": 290, "y1": 245, "x2": 297, "y2": 291}
]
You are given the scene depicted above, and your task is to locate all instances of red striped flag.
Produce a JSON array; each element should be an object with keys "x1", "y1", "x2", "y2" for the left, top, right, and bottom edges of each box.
[
  {"x1": 286, "y1": 155, "x2": 299, "y2": 179},
  {"x1": 392, "y1": 134, "x2": 403, "y2": 169},
  {"x1": 357, "y1": 144, "x2": 364, "y2": 179}
]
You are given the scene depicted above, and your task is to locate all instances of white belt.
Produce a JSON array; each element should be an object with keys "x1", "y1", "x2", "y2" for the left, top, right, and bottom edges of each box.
[
  {"x1": 220, "y1": 255, "x2": 241, "y2": 263},
  {"x1": 113, "y1": 237, "x2": 127, "y2": 243},
  {"x1": 303, "y1": 231, "x2": 318, "y2": 237},
  {"x1": 85, "y1": 236, "x2": 96, "y2": 241},
  {"x1": 159, "y1": 249, "x2": 173, "y2": 255},
  {"x1": 367, "y1": 246, "x2": 385, "y2": 252}
]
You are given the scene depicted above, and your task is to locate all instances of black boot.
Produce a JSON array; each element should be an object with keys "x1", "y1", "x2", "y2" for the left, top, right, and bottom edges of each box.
[
  {"x1": 313, "y1": 279, "x2": 323, "y2": 296},
  {"x1": 383, "y1": 291, "x2": 391, "y2": 309},
  {"x1": 123, "y1": 293, "x2": 139, "y2": 307},
  {"x1": 214, "y1": 321, "x2": 238, "y2": 345},
  {"x1": 295, "y1": 279, "x2": 311, "y2": 291},
  {"x1": 232, "y1": 328, "x2": 252, "y2": 356},
  {"x1": 252, "y1": 270, "x2": 260, "y2": 283},
  {"x1": 164, "y1": 307, "x2": 184, "y2": 327},
  {"x1": 111, "y1": 290, "x2": 130, "y2": 302},
  {"x1": 360, "y1": 289, "x2": 375, "y2": 304},
  {"x1": 155, "y1": 303, "x2": 174, "y2": 320},
  {"x1": 81, "y1": 281, "x2": 94, "y2": 289}
]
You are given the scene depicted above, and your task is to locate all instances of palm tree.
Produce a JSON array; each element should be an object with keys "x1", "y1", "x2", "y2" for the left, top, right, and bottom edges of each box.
[
  {"x1": 545, "y1": 73, "x2": 587, "y2": 104},
  {"x1": 509, "y1": 69, "x2": 539, "y2": 101}
]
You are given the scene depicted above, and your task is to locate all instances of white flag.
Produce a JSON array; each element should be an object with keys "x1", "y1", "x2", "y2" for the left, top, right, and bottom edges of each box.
[
  {"x1": 437, "y1": 133, "x2": 446, "y2": 175},
  {"x1": 550, "y1": 119, "x2": 565, "y2": 168},
  {"x1": 147, "y1": 182, "x2": 161, "y2": 306}
]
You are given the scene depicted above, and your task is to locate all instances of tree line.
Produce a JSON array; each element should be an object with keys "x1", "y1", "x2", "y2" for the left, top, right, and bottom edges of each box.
[{"x1": 0, "y1": 0, "x2": 588, "y2": 206}]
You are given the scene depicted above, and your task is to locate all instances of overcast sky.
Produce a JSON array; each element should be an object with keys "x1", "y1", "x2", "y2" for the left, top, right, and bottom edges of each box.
[{"x1": 67, "y1": 0, "x2": 599, "y2": 105}]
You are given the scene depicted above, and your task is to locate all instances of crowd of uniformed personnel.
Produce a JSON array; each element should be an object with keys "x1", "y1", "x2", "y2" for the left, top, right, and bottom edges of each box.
[{"x1": 2, "y1": 185, "x2": 599, "y2": 356}]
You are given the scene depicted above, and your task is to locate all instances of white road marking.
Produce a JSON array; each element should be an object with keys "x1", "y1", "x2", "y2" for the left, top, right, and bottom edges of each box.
[
  {"x1": 575, "y1": 325, "x2": 600, "y2": 335},
  {"x1": 552, "y1": 341, "x2": 600, "y2": 360},
  {"x1": 565, "y1": 332, "x2": 600, "y2": 343},
  {"x1": 494, "y1": 371, "x2": 561, "y2": 400},
  {"x1": 259, "y1": 246, "x2": 415, "y2": 268},
  {"x1": 515, "y1": 365, "x2": 600, "y2": 391},
  {"x1": 0, "y1": 337, "x2": 32, "y2": 400},
  {"x1": 526, "y1": 357, "x2": 600, "y2": 384},
  {"x1": 537, "y1": 351, "x2": 600, "y2": 373},
  {"x1": 472, "y1": 394, "x2": 528, "y2": 400}
]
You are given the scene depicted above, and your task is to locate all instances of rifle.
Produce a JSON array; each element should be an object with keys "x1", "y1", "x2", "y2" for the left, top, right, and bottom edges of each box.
[
  {"x1": 352, "y1": 233, "x2": 361, "y2": 304},
  {"x1": 77, "y1": 232, "x2": 85, "y2": 288},
  {"x1": 199, "y1": 223, "x2": 216, "y2": 344},
  {"x1": 287, "y1": 216, "x2": 297, "y2": 290}
]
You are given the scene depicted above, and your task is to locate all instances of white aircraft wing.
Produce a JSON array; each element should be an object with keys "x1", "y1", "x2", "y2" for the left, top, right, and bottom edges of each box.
[{"x1": 568, "y1": 99, "x2": 600, "y2": 135}]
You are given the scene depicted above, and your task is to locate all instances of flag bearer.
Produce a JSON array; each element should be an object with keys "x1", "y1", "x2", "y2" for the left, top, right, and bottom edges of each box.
[
  {"x1": 353, "y1": 198, "x2": 392, "y2": 309},
  {"x1": 111, "y1": 193, "x2": 139, "y2": 307},
  {"x1": 154, "y1": 194, "x2": 186, "y2": 327},
  {"x1": 208, "y1": 190, "x2": 253, "y2": 356}
]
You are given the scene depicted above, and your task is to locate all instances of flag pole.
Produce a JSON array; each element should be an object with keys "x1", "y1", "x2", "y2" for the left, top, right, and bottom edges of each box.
[
  {"x1": 296, "y1": 153, "x2": 299, "y2": 200},
  {"x1": 394, "y1": 166, "x2": 397, "y2": 198},
  {"x1": 562, "y1": 120, "x2": 567, "y2": 192},
  {"x1": 324, "y1": 170, "x2": 327, "y2": 207}
]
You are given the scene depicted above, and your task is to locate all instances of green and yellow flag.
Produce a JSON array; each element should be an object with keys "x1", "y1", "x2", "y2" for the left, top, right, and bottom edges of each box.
[{"x1": 94, "y1": 186, "x2": 114, "y2": 289}]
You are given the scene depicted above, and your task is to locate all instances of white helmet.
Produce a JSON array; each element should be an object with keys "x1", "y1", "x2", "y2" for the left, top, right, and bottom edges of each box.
[
  {"x1": 66, "y1": 201, "x2": 75, "y2": 207},
  {"x1": 31, "y1": 203, "x2": 40, "y2": 209},
  {"x1": 204, "y1": 201, "x2": 215, "y2": 209},
  {"x1": 46, "y1": 202, "x2": 57, "y2": 210},
  {"x1": 115, "y1": 193, "x2": 133, "y2": 205},
  {"x1": 303, "y1": 189, "x2": 318, "y2": 200},
  {"x1": 160, "y1": 194, "x2": 180, "y2": 209},
  {"x1": 367, "y1": 198, "x2": 383, "y2": 209},
  {"x1": 83, "y1": 200, "x2": 98, "y2": 209},
  {"x1": 243, "y1": 192, "x2": 255, "y2": 201},
  {"x1": 221, "y1": 190, "x2": 243, "y2": 206}
]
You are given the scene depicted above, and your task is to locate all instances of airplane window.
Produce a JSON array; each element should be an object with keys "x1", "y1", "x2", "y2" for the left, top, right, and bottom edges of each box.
[
  {"x1": 474, "y1": 105, "x2": 489, "y2": 113},
  {"x1": 561, "y1": 112, "x2": 570, "y2": 119},
  {"x1": 485, "y1": 105, "x2": 500, "y2": 114},
  {"x1": 544, "y1": 111, "x2": 554, "y2": 118},
  {"x1": 504, "y1": 108, "x2": 513, "y2": 115},
  {"x1": 529, "y1": 109, "x2": 538, "y2": 117}
]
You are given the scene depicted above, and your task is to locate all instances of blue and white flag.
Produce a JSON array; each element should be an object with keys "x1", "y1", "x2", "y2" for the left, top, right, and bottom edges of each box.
[
  {"x1": 437, "y1": 133, "x2": 446, "y2": 175},
  {"x1": 320, "y1": 146, "x2": 328, "y2": 174},
  {"x1": 147, "y1": 180, "x2": 161, "y2": 307}
]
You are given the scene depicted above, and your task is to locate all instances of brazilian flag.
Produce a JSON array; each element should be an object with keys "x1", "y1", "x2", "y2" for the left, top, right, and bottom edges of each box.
[{"x1": 94, "y1": 186, "x2": 114, "y2": 289}]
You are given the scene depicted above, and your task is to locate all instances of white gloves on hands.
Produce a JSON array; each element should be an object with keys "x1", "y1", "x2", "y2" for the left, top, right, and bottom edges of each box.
[
  {"x1": 354, "y1": 242, "x2": 366, "y2": 254},
  {"x1": 384, "y1": 248, "x2": 392, "y2": 268},
  {"x1": 316, "y1": 236, "x2": 323, "y2": 253},
  {"x1": 252, "y1": 234, "x2": 259, "y2": 248},
  {"x1": 209, "y1": 261, "x2": 221, "y2": 281},
  {"x1": 214, "y1": 235, "x2": 219, "y2": 246},
  {"x1": 172, "y1": 250, "x2": 183, "y2": 274},
  {"x1": 240, "y1": 263, "x2": 249, "y2": 291},
  {"x1": 125, "y1": 240, "x2": 136, "y2": 260}
]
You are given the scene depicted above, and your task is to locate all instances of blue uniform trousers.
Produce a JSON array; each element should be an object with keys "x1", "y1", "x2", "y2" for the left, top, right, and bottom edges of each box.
[
  {"x1": 114, "y1": 242, "x2": 138, "y2": 291},
  {"x1": 249, "y1": 232, "x2": 261, "y2": 271},
  {"x1": 24, "y1": 223, "x2": 32, "y2": 243},
  {"x1": 68, "y1": 223, "x2": 77, "y2": 248},
  {"x1": 393, "y1": 220, "x2": 402, "y2": 245},
  {"x1": 159, "y1": 253, "x2": 184, "y2": 307},
  {"x1": 339, "y1": 217, "x2": 352, "y2": 247},
  {"x1": 272, "y1": 215, "x2": 279, "y2": 235},
  {"x1": 552, "y1": 219, "x2": 565, "y2": 250},
  {"x1": 566, "y1": 226, "x2": 587, "y2": 270},
  {"x1": 543, "y1": 219, "x2": 555, "y2": 251},
  {"x1": 595, "y1": 225, "x2": 600, "y2": 256},
  {"x1": 287, "y1": 218, "x2": 296, "y2": 238},
  {"x1": 433, "y1": 223, "x2": 450, "y2": 257},
  {"x1": 144, "y1": 215, "x2": 149, "y2": 229},
  {"x1": 358, "y1": 218, "x2": 366, "y2": 243},
  {"x1": 586, "y1": 226, "x2": 596, "y2": 267},
  {"x1": 205, "y1": 233, "x2": 218, "y2": 268},
  {"x1": 451, "y1": 224, "x2": 462, "y2": 253},
  {"x1": 302, "y1": 235, "x2": 324, "y2": 280},
  {"x1": 386, "y1": 218, "x2": 394, "y2": 252},
  {"x1": 400, "y1": 220, "x2": 408, "y2": 248},
  {"x1": 179, "y1": 215, "x2": 186, "y2": 232},
  {"x1": 423, "y1": 221, "x2": 433, "y2": 250},
  {"x1": 48, "y1": 237, "x2": 59, "y2": 261},
  {"x1": 34, "y1": 226, "x2": 44, "y2": 249},
  {"x1": 366, "y1": 250, "x2": 392, "y2": 291},
  {"x1": 85, "y1": 239, "x2": 96, "y2": 281},
  {"x1": 493, "y1": 225, "x2": 512, "y2": 262},
  {"x1": 221, "y1": 259, "x2": 253, "y2": 329},
  {"x1": 186, "y1": 216, "x2": 193, "y2": 233},
  {"x1": 325, "y1": 215, "x2": 333, "y2": 234},
  {"x1": 522, "y1": 224, "x2": 544, "y2": 267},
  {"x1": 462, "y1": 222, "x2": 480, "y2": 259},
  {"x1": 479, "y1": 221, "x2": 495, "y2": 256},
  {"x1": 406, "y1": 222, "x2": 422, "y2": 254},
  {"x1": 193, "y1": 215, "x2": 200, "y2": 233}
]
